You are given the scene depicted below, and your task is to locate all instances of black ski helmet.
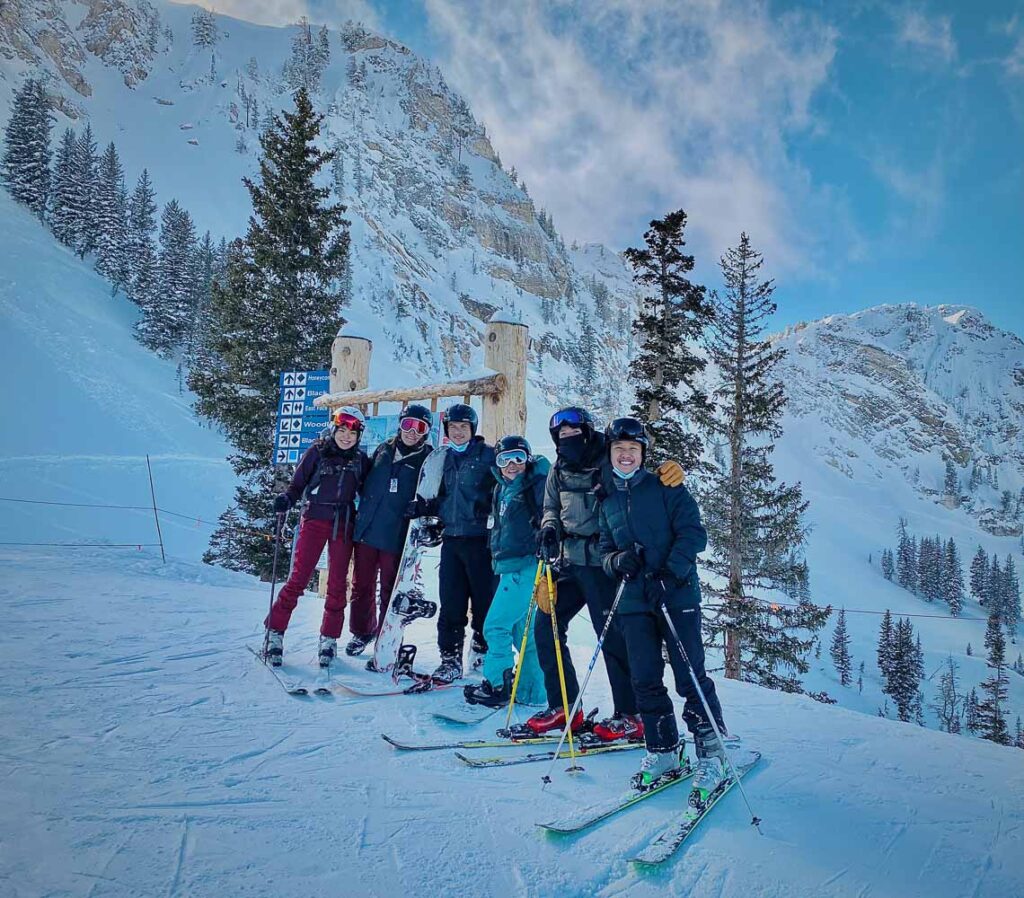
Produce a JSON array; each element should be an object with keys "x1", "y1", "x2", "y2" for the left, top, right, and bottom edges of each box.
[
  {"x1": 605, "y1": 417, "x2": 649, "y2": 459},
  {"x1": 496, "y1": 434, "x2": 532, "y2": 459},
  {"x1": 399, "y1": 403, "x2": 433, "y2": 427},
  {"x1": 443, "y1": 403, "x2": 478, "y2": 436},
  {"x1": 548, "y1": 406, "x2": 594, "y2": 444}
]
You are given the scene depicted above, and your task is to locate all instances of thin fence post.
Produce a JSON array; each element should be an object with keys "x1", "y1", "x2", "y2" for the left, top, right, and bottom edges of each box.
[{"x1": 145, "y1": 454, "x2": 166, "y2": 564}]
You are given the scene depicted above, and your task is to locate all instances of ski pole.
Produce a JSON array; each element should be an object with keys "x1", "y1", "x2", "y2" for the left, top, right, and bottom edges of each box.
[
  {"x1": 657, "y1": 596, "x2": 763, "y2": 832},
  {"x1": 502, "y1": 559, "x2": 544, "y2": 732},
  {"x1": 541, "y1": 575, "x2": 627, "y2": 785},
  {"x1": 546, "y1": 562, "x2": 578, "y2": 771},
  {"x1": 262, "y1": 510, "x2": 286, "y2": 661}
]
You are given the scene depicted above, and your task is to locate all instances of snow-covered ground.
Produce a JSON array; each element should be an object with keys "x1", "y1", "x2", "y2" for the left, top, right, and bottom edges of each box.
[{"x1": 1, "y1": 545, "x2": 1021, "y2": 898}]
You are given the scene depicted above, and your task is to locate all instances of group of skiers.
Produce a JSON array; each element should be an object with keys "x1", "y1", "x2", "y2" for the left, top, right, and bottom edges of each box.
[{"x1": 263, "y1": 402, "x2": 730, "y2": 795}]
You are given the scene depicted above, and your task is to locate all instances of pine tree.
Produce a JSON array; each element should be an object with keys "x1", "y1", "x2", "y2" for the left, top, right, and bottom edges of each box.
[
  {"x1": 885, "y1": 617, "x2": 923, "y2": 722},
  {"x1": 896, "y1": 518, "x2": 918, "y2": 592},
  {"x1": 126, "y1": 169, "x2": 159, "y2": 309},
  {"x1": 881, "y1": 547, "x2": 894, "y2": 581},
  {"x1": 944, "y1": 537, "x2": 965, "y2": 616},
  {"x1": 700, "y1": 233, "x2": 826, "y2": 689},
  {"x1": 624, "y1": 209, "x2": 713, "y2": 470},
  {"x1": 201, "y1": 506, "x2": 246, "y2": 570},
  {"x1": 943, "y1": 459, "x2": 958, "y2": 497},
  {"x1": 964, "y1": 687, "x2": 979, "y2": 733},
  {"x1": 876, "y1": 614, "x2": 892, "y2": 675},
  {"x1": 284, "y1": 18, "x2": 326, "y2": 93},
  {"x1": 968, "y1": 464, "x2": 981, "y2": 492},
  {"x1": 137, "y1": 199, "x2": 197, "y2": 354},
  {"x1": 918, "y1": 535, "x2": 936, "y2": 601},
  {"x1": 1001, "y1": 555, "x2": 1020, "y2": 638},
  {"x1": 94, "y1": 142, "x2": 128, "y2": 292},
  {"x1": 191, "y1": 9, "x2": 218, "y2": 47},
  {"x1": 189, "y1": 88, "x2": 349, "y2": 576},
  {"x1": 970, "y1": 545, "x2": 989, "y2": 605},
  {"x1": 70, "y1": 123, "x2": 99, "y2": 257},
  {"x1": 931, "y1": 655, "x2": 962, "y2": 733},
  {"x1": 1015, "y1": 716, "x2": 1024, "y2": 750},
  {"x1": 183, "y1": 230, "x2": 216, "y2": 373},
  {"x1": 49, "y1": 128, "x2": 78, "y2": 245},
  {"x1": 1, "y1": 77, "x2": 53, "y2": 216},
  {"x1": 988, "y1": 553, "x2": 1002, "y2": 615},
  {"x1": 575, "y1": 307, "x2": 599, "y2": 396},
  {"x1": 830, "y1": 608, "x2": 853, "y2": 686},
  {"x1": 977, "y1": 612, "x2": 1011, "y2": 745}
]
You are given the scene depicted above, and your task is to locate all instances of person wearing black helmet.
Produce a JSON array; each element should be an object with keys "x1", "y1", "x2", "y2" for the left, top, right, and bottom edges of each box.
[
  {"x1": 265, "y1": 407, "x2": 372, "y2": 668},
  {"x1": 464, "y1": 435, "x2": 549, "y2": 708},
  {"x1": 598, "y1": 417, "x2": 727, "y2": 798},
  {"x1": 408, "y1": 402, "x2": 497, "y2": 683},
  {"x1": 526, "y1": 407, "x2": 687, "y2": 740},
  {"x1": 348, "y1": 404, "x2": 435, "y2": 657}
]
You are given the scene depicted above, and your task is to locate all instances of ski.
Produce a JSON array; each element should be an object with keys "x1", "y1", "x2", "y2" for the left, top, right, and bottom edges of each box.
[
  {"x1": 246, "y1": 645, "x2": 309, "y2": 696},
  {"x1": 537, "y1": 764, "x2": 694, "y2": 834},
  {"x1": 313, "y1": 664, "x2": 334, "y2": 696},
  {"x1": 381, "y1": 733, "x2": 562, "y2": 752},
  {"x1": 457, "y1": 740, "x2": 642, "y2": 768},
  {"x1": 334, "y1": 675, "x2": 458, "y2": 697},
  {"x1": 630, "y1": 752, "x2": 761, "y2": 866},
  {"x1": 431, "y1": 705, "x2": 503, "y2": 726}
]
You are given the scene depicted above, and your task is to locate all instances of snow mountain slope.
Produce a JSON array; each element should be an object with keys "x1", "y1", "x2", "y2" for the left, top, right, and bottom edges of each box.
[{"x1": 1, "y1": 545, "x2": 1021, "y2": 898}]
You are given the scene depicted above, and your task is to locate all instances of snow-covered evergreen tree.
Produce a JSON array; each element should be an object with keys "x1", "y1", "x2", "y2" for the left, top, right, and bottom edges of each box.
[
  {"x1": 999, "y1": 555, "x2": 1020, "y2": 638},
  {"x1": 1, "y1": 77, "x2": 53, "y2": 217},
  {"x1": 977, "y1": 612, "x2": 1011, "y2": 745},
  {"x1": 71, "y1": 124, "x2": 99, "y2": 257},
  {"x1": 944, "y1": 537, "x2": 965, "y2": 616},
  {"x1": 201, "y1": 506, "x2": 246, "y2": 571},
  {"x1": 970, "y1": 545, "x2": 989, "y2": 605},
  {"x1": 575, "y1": 307, "x2": 599, "y2": 397},
  {"x1": 877, "y1": 609, "x2": 895, "y2": 679},
  {"x1": 624, "y1": 209, "x2": 712, "y2": 470},
  {"x1": 191, "y1": 8, "x2": 218, "y2": 47},
  {"x1": 700, "y1": 233, "x2": 826, "y2": 689},
  {"x1": 881, "y1": 547, "x2": 895, "y2": 581},
  {"x1": 885, "y1": 617, "x2": 923, "y2": 722},
  {"x1": 138, "y1": 199, "x2": 197, "y2": 354},
  {"x1": 830, "y1": 609, "x2": 853, "y2": 686},
  {"x1": 943, "y1": 459, "x2": 958, "y2": 497},
  {"x1": 94, "y1": 142, "x2": 128, "y2": 292},
  {"x1": 190, "y1": 89, "x2": 349, "y2": 576},
  {"x1": 964, "y1": 687, "x2": 979, "y2": 733},
  {"x1": 931, "y1": 655, "x2": 962, "y2": 733},
  {"x1": 126, "y1": 169, "x2": 159, "y2": 309},
  {"x1": 896, "y1": 518, "x2": 918, "y2": 593},
  {"x1": 49, "y1": 128, "x2": 78, "y2": 245},
  {"x1": 284, "y1": 19, "x2": 327, "y2": 93}
]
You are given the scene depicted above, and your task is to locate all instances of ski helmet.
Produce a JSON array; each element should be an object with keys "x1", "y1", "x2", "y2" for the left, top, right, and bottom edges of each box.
[
  {"x1": 398, "y1": 403, "x2": 432, "y2": 439},
  {"x1": 443, "y1": 403, "x2": 478, "y2": 436},
  {"x1": 548, "y1": 406, "x2": 594, "y2": 444},
  {"x1": 333, "y1": 406, "x2": 365, "y2": 434},
  {"x1": 605, "y1": 417, "x2": 649, "y2": 458},
  {"x1": 496, "y1": 435, "x2": 532, "y2": 468}
]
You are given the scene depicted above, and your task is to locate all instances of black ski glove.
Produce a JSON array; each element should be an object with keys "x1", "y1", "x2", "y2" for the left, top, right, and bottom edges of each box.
[
  {"x1": 538, "y1": 525, "x2": 560, "y2": 562},
  {"x1": 405, "y1": 496, "x2": 430, "y2": 519},
  {"x1": 273, "y1": 494, "x2": 291, "y2": 514},
  {"x1": 612, "y1": 549, "x2": 644, "y2": 581}
]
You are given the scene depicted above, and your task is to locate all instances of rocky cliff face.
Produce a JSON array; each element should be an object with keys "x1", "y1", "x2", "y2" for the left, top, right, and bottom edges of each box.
[{"x1": 775, "y1": 303, "x2": 1024, "y2": 534}]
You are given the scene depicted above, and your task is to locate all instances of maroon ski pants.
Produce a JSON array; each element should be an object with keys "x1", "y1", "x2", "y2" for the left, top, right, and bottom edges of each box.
[
  {"x1": 351, "y1": 542, "x2": 401, "y2": 638},
  {"x1": 266, "y1": 516, "x2": 366, "y2": 639}
]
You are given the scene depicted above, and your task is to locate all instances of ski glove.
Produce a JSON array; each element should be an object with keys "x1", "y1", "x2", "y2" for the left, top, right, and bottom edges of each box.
[
  {"x1": 273, "y1": 494, "x2": 291, "y2": 513},
  {"x1": 612, "y1": 549, "x2": 644, "y2": 581},
  {"x1": 405, "y1": 496, "x2": 430, "y2": 519},
  {"x1": 657, "y1": 460, "x2": 685, "y2": 488},
  {"x1": 538, "y1": 525, "x2": 560, "y2": 563}
]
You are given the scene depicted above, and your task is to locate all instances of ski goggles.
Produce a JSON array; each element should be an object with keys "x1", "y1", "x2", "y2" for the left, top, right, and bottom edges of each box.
[
  {"x1": 496, "y1": 449, "x2": 529, "y2": 468},
  {"x1": 334, "y1": 412, "x2": 364, "y2": 432},
  {"x1": 549, "y1": 408, "x2": 587, "y2": 430},
  {"x1": 399, "y1": 417, "x2": 429, "y2": 435}
]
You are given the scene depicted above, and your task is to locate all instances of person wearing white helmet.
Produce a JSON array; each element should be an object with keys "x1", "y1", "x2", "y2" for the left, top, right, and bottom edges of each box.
[{"x1": 265, "y1": 407, "x2": 371, "y2": 668}]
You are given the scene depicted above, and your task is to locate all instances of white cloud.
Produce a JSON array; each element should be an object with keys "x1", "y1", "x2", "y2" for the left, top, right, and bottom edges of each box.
[
  {"x1": 422, "y1": 0, "x2": 847, "y2": 277},
  {"x1": 894, "y1": 8, "x2": 957, "y2": 64},
  {"x1": 173, "y1": 1, "x2": 382, "y2": 30},
  {"x1": 869, "y1": 151, "x2": 947, "y2": 239}
]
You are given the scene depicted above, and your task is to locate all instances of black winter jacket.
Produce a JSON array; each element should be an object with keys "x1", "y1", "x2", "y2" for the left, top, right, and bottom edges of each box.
[
  {"x1": 433, "y1": 436, "x2": 496, "y2": 538},
  {"x1": 354, "y1": 438, "x2": 433, "y2": 555}
]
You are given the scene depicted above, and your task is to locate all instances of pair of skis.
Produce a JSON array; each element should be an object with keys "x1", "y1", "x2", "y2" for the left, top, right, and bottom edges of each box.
[
  {"x1": 247, "y1": 645, "x2": 335, "y2": 697},
  {"x1": 538, "y1": 751, "x2": 761, "y2": 866}
]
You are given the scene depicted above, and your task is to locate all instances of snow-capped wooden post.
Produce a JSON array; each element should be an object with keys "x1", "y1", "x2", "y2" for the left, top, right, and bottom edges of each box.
[
  {"x1": 480, "y1": 317, "x2": 528, "y2": 443},
  {"x1": 330, "y1": 331, "x2": 372, "y2": 397}
]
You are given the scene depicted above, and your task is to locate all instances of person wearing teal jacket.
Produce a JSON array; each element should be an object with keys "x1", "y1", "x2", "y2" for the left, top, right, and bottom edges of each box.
[{"x1": 464, "y1": 436, "x2": 549, "y2": 708}]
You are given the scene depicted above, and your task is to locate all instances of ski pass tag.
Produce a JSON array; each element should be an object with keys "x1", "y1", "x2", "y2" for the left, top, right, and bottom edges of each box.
[
  {"x1": 389, "y1": 478, "x2": 399, "y2": 493},
  {"x1": 487, "y1": 514, "x2": 495, "y2": 529}
]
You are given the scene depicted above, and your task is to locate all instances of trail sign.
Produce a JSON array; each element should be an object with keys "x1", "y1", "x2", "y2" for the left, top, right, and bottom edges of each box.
[{"x1": 273, "y1": 370, "x2": 330, "y2": 465}]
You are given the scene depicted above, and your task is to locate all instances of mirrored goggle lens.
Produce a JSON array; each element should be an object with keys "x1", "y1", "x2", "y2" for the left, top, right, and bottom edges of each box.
[
  {"x1": 550, "y1": 409, "x2": 585, "y2": 429},
  {"x1": 400, "y1": 417, "x2": 429, "y2": 434},
  {"x1": 335, "y1": 413, "x2": 363, "y2": 432},
  {"x1": 496, "y1": 450, "x2": 529, "y2": 468}
]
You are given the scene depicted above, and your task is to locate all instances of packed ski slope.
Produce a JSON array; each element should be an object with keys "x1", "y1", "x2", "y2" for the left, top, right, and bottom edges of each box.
[{"x1": 1, "y1": 545, "x2": 1021, "y2": 898}]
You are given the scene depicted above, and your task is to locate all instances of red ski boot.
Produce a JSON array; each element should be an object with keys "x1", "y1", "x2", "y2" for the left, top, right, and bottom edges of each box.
[
  {"x1": 525, "y1": 706, "x2": 585, "y2": 735},
  {"x1": 592, "y1": 712, "x2": 645, "y2": 742}
]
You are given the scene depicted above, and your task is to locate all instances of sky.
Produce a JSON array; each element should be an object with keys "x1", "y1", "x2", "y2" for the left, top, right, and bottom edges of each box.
[{"x1": 192, "y1": 1, "x2": 1023, "y2": 337}]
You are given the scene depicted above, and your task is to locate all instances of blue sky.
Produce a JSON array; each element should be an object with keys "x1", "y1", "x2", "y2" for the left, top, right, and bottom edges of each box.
[{"x1": 210, "y1": 1, "x2": 1023, "y2": 336}]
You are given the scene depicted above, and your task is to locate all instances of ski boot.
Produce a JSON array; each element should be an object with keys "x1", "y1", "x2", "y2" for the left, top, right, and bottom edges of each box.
[
  {"x1": 630, "y1": 743, "x2": 688, "y2": 792},
  {"x1": 593, "y1": 712, "x2": 645, "y2": 743},
  {"x1": 464, "y1": 669, "x2": 513, "y2": 708},
  {"x1": 467, "y1": 632, "x2": 488, "y2": 672},
  {"x1": 525, "y1": 706, "x2": 585, "y2": 735},
  {"x1": 691, "y1": 723, "x2": 728, "y2": 802},
  {"x1": 345, "y1": 634, "x2": 373, "y2": 657},
  {"x1": 431, "y1": 653, "x2": 463, "y2": 684},
  {"x1": 318, "y1": 635, "x2": 337, "y2": 668},
  {"x1": 265, "y1": 629, "x2": 284, "y2": 667}
]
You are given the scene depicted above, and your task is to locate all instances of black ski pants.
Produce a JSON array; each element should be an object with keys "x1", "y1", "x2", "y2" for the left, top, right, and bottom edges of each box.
[
  {"x1": 437, "y1": 535, "x2": 496, "y2": 657},
  {"x1": 533, "y1": 563, "x2": 637, "y2": 716},
  {"x1": 619, "y1": 603, "x2": 724, "y2": 752}
]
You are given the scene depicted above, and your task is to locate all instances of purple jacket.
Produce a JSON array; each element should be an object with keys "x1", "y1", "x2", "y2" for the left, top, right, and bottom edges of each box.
[{"x1": 286, "y1": 438, "x2": 371, "y2": 537}]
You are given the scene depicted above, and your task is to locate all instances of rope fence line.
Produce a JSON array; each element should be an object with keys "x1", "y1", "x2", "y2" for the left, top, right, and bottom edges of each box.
[{"x1": 0, "y1": 495, "x2": 1013, "y2": 625}]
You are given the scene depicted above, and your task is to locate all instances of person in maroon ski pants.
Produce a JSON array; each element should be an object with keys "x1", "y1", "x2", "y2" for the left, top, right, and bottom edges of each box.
[
  {"x1": 264, "y1": 407, "x2": 371, "y2": 668},
  {"x1": 347, "y1": 404, "x2": 434, "y2": 657}
]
